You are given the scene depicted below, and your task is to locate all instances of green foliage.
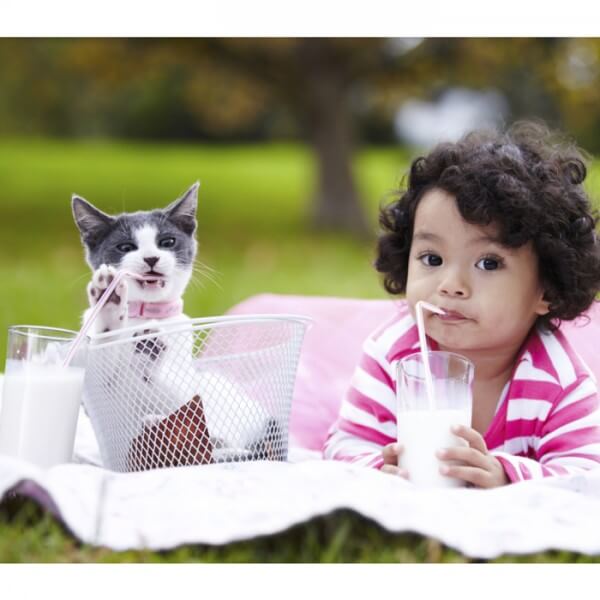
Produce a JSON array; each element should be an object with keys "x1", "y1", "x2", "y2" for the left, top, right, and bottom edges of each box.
[{"x1": 3, "y1": 39, "x2": 600, "y2": 148}]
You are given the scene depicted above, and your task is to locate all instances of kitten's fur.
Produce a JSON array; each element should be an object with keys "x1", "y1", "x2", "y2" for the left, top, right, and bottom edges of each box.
[{"x1": 72, "y1": 183, "x2": 276, "y2": 463}]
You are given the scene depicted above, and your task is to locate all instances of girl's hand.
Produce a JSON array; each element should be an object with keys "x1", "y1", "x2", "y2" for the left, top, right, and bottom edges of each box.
[
  {"x1": 436, "y1": 425, "x2": 508, "y2": 488},
  {"x1": 381, "y1": 443, "x2": 409, "y2": 478}
]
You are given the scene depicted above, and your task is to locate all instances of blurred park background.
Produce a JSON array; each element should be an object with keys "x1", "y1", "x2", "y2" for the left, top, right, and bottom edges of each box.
[
  {"x1": 2, "y1": 37, "x2": 600, "y2": 562},
  {"x1": 3, "y1": 38, "x2": 600, "y2": 366}
]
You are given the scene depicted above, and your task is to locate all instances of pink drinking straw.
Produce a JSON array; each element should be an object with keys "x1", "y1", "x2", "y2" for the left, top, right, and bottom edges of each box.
[
  {"x1": 415, "y1": 301, "x2": 446, "y2": 411},
  {"x1": 62, "y1": 270, "x2": 151, "y2": 368}
]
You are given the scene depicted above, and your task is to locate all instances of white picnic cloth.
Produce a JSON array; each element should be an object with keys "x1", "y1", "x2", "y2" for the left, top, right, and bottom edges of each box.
[{"x1": 2, "y1": 374, "x2": 600, "y2": 559}]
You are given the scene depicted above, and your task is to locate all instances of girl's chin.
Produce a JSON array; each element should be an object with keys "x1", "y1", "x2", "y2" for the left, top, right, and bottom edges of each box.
[{"x1": 430, "y1": 329, "x2": 474, "y2": 353}]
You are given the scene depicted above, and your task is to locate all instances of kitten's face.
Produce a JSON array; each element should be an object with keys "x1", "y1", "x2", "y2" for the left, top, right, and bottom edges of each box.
[{"x1": 72, "y1": 183, "x2": 199, "y2": 303}]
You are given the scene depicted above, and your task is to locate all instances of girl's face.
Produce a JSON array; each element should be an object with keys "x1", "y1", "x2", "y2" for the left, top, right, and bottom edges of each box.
[{"x1": 406, "y1": 188, "x2": 549, "y2": 355}]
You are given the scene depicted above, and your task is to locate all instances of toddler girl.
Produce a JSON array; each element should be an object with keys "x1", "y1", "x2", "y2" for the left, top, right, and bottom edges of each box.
[{"x1": 323, "y1": 121, "x2": 600, "y2": 487}]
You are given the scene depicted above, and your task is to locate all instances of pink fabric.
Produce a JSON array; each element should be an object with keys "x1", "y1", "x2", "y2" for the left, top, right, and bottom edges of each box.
[
  {"x1": 227, "y1": 294, "x2": 600, "y2": 451},
  {"x1": 128, "y1": 299, "x2": 184, "y2": 319}
]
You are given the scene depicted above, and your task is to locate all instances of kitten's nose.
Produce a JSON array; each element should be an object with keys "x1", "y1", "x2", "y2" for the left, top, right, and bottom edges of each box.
[{"x1": 144, "y1": 256, "x2": 159, "y2": 268}]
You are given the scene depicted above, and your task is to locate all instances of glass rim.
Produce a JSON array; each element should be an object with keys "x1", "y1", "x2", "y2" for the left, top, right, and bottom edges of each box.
[
  {"x1": 398, "y1": 350, "x2": 474, "y2": 381},
  {"x1": 8, "y1": 325, "x2": 80, "y2": 343},
  {"x1": 400, "y1": 349, "x2": 473, "y2": 366}
]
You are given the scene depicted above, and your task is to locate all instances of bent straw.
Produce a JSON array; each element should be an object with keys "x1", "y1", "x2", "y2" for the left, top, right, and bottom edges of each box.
[
  {"x1": 415, "y1": 301, "x2": 446, "y2": 411},
  {"x1": 62, "y1": 270, "x2": 151, "y2": 368}
]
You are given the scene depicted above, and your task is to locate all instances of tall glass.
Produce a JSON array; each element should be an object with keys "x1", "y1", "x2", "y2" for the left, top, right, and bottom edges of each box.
[
  {"x1": 396, "y1": 351, "x2": 474, "y2": 488},
  {"x1": 0, "y1": 326, "x2": 87, "y2": 467}
]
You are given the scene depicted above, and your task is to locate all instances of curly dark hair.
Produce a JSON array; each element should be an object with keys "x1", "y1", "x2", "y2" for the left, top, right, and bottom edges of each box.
[{"x1": 375, "y1": 120, "x2": 600, "y2": 331}]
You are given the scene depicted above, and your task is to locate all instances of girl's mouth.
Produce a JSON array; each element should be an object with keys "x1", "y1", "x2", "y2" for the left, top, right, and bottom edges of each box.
[{"x1": 436, "y1": 309, "x2": 469, "y2": 322}]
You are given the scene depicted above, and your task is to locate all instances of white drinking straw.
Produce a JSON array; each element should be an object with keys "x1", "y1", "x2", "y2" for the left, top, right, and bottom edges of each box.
[
  {"x1": 62, "y1": 270, "x2": 151, "y2": 368},
  {"x1": 415, "y1": 301, "x2": 446, "y2": 411}
]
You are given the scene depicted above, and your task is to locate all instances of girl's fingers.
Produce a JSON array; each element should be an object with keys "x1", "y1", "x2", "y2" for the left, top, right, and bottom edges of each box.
[
  {"x1": 382, "y1": 443, "x2": 403, "y2": 464},
  {"x1": 451, "y1": 425, "x2": 487, "y2": 453},
  {"x1": 440, "y1": 464, "x2": 494, "y2": 488},
  {"x1": 381, "y1": 443, "x2": 408, "y2": 478},
  {"x1": 436, "y1": 446, "x2": 489, "y2": 470},
  {"x1": 381, "y1": 464, "x2": 409, "y2": 478}
]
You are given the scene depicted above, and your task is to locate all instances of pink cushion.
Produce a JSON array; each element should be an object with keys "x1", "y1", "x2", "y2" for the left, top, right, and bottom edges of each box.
[{"x1": 228, "y1": 294, "x2": 600, "y2": 451}]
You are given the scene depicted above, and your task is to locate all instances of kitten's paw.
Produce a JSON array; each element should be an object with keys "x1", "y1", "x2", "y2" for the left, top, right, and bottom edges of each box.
[
  {"x1": 88, "y1": 264, "x2": 127, "y2": 308},
  {"x1": 133, "y1": 328, "x2": 166, "y2": 361},
  {"x1": 87, "y1": 264, "x2": 128, "y2": 333},
  {"x1": 131, "y1": 329, "x2": 167, "y2": 383}
]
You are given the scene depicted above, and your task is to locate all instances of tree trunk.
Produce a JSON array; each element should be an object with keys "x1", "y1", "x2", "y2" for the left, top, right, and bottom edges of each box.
[
  {"x1": 307, "y1": 91, "x2": 369, "y2": 237},
  {"x1": 198, "y1": 38, "x2": 371, "y2": 237},
  {"x1": 298, "y1": 44, "x2": 370, "y2": 237}
]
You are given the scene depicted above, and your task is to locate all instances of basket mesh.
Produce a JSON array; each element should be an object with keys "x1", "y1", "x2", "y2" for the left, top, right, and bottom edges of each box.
[{"x1": 82, "y1": 316, "x2": 308, "y2": 472}]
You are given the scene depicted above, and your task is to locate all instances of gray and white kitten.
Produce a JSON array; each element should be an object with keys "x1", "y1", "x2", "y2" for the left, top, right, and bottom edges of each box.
[
  {"x1": 72, "y1": 182, "x2": 276, "y2": 462},
  {"x1": 72, "y1": 182, "x2": 198, "y2": 335}
]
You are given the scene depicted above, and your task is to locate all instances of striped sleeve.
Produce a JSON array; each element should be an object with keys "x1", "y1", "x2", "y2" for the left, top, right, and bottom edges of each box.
[
  {"x1": 322, "y1": 321, "x2": 405, "y2": 469},
  {"x1": 492, "y1": 374, "x2": 600, "y2": 482}
]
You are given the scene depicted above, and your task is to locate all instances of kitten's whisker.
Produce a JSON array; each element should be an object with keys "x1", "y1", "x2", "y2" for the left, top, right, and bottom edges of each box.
[
  {"x1": 193, "y1": 265, "x2": 219, "y2": 280},
  {"x1": 191, "y1": 273, "x2": 221, "y2": 292},
  {"x1": 194, "y1": 262, "x2": 222, "y2": 282},
  {"x1": 189, "y1": 275, "x2": 207, "y2": 291},
  {"x1": 191, "y1": 263, "x2": 223, "y2": 291},
  {"x1": 193, "y1": 265, "x2": 221, "y2": 287},
  {"x1": 67, "y1": 271, "x2": 95, "y2": 288},
  {"x1": 196, "y1": 260, "x2": 220, "y2": 275}
]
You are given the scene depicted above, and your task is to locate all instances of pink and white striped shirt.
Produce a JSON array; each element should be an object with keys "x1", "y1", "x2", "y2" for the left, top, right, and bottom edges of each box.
[{"x1": 323, "y1": 304, "x2": 600, "y2": 482}]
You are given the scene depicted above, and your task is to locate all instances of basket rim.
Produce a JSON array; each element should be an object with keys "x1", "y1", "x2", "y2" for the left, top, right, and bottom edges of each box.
[{"x1": 87, "y1": 313, "x2": 312, "y2": 349}]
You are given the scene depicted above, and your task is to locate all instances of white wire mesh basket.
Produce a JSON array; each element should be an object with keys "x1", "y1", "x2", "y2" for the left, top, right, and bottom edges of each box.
[{"x1": 82, "y1": 314, "x2": 309, "y2": 472}]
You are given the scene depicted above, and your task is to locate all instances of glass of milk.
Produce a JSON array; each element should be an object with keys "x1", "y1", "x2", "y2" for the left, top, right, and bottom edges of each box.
[
  {"x1": 396, "y1": 351, "x2": 474, "y2": 488},
  {"x1": 0, "y1": 326, "x2": 88, "y2": 467}
]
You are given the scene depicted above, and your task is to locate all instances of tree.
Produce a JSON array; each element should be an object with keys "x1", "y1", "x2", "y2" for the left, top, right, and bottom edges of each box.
[
  {"x1": 2, "y1": 38, "x2": 600, "y2": 234},
  {"x1": 0, "y1": 38, "x2": 425, "y2": 236},
  {"x1": 177, "y1": 39, "x2": 423, "y2": 236}
]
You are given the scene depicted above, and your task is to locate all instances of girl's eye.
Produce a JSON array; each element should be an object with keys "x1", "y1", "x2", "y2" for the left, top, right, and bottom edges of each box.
[
  {"x1": 117, "y1": 243, "x2": 137, "y2": 253},
  {"x1": 476, "y1": 257, "x2": 502, "y2": 271},
  {"x1": 419, "y1": 253, "x2": 443, "y2": 267},
  {"x1": 159, "y1": 237, "x2": 176, "y2": 249}
]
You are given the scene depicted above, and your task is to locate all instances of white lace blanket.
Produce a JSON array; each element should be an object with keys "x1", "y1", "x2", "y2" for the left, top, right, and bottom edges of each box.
[{"x1": 2, "y1": 377, "x2": 600, "y2": 558}]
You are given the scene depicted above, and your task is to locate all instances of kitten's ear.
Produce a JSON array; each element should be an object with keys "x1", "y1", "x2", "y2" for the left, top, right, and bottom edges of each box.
[
  {"x1": 71, "y1": 195, "x2": 115, "y2": 248},
  {"x1": 165, "y1": 182, "x2": 199, "y2": 235}
]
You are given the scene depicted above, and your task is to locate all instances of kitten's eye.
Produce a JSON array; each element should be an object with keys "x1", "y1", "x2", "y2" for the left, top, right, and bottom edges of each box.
[
  {"x1": 117, "y1": 243, "x2": 137, "y2": 253},
  {"x1": 159, "y1": 237, "x2": 176, "y2": 249},
  {"x1": 419, "y1": 253, "x2": 443, "y2": 267},
  {"x1": 476, "y1": 257, "x2": 502, "y2": 271}
]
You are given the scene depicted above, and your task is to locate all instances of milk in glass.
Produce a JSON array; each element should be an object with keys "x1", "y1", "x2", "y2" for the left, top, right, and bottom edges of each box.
[
  {"x1": 397, "y1": 351, "x2": 474, "y2": 488},
  {"x1": 0, "y1": 363, "x2": 85, "y2": 467},
  {"x1": 0, "y1": 326, "x2": 87, "y2": 468},
  {"x1": 397, "y1": 404, "x2": 471, "y2": 488}
]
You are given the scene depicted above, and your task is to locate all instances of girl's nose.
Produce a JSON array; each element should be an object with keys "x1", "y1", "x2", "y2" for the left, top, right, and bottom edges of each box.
[{"x1": 438, "y1": 271, "x2": 470, "y2": 298}]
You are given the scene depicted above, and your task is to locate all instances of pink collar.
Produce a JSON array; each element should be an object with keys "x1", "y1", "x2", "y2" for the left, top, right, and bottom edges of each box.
[{"x1": 128, "y1": 299, "x2": 184, "y2": 320}]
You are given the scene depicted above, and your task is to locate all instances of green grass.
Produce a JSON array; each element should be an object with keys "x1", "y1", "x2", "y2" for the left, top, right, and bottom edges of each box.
[
  {"x1": 3, "y1": 496, "x2": 599, "y2": 563},
  {"x1": 1, "y1": 137, "x2": 600, "y2": 562}
]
